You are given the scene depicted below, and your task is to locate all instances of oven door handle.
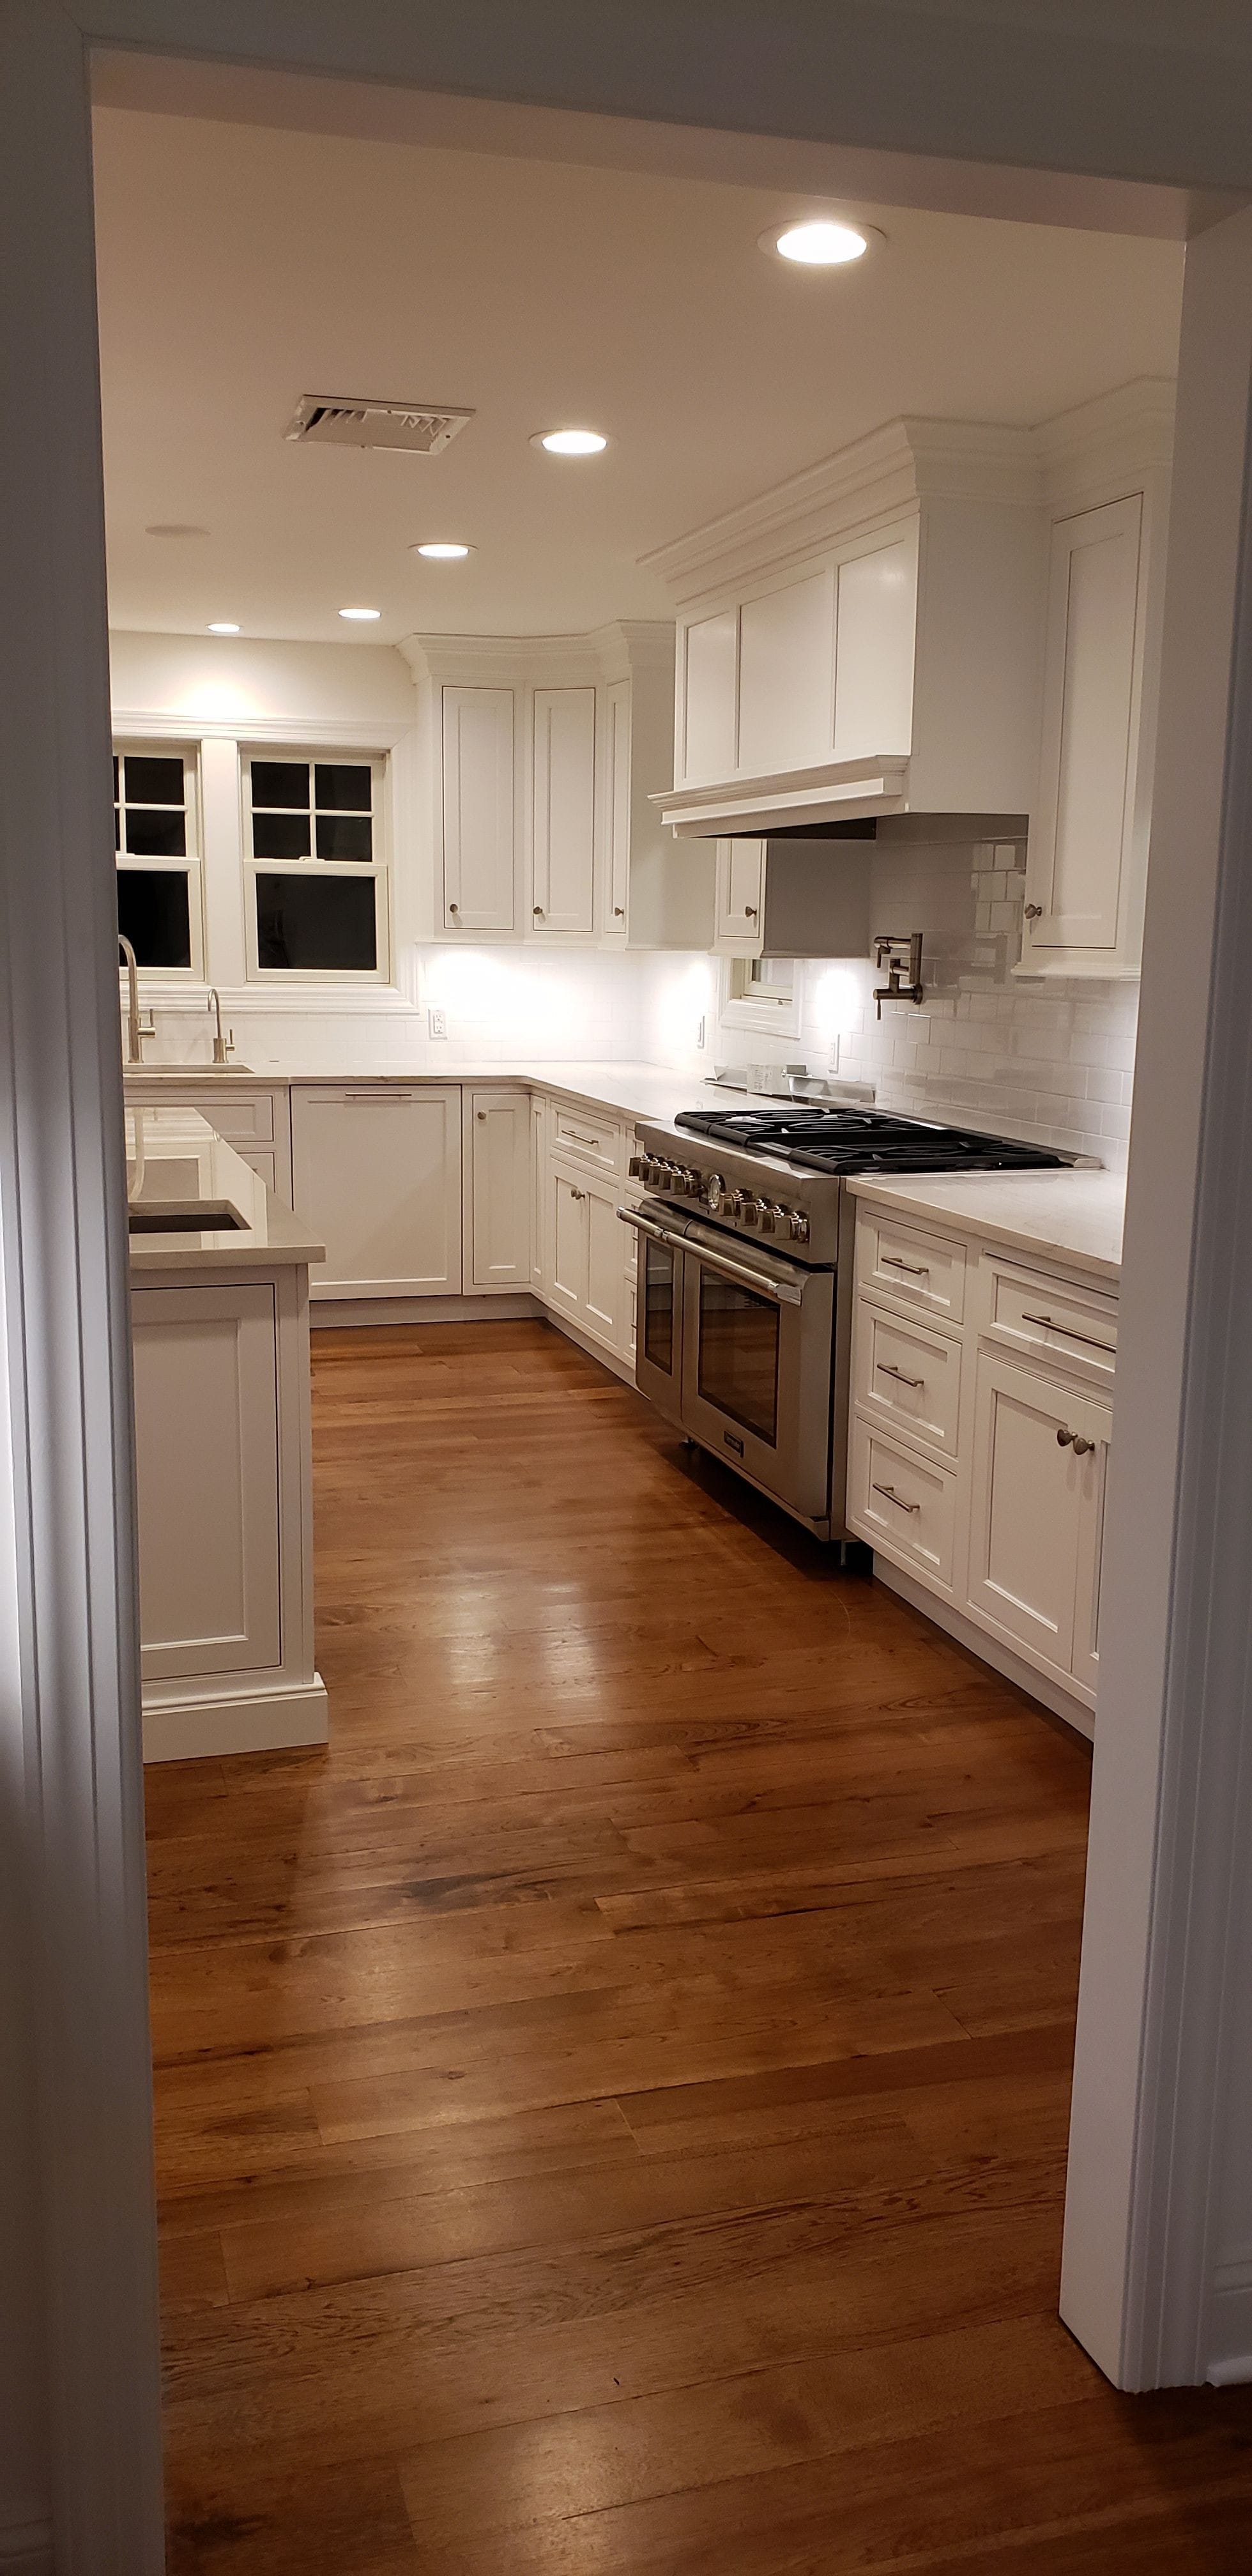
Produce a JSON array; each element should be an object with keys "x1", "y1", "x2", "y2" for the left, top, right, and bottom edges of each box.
[
  {"x1": 617, "y1": 1205, "x2": 806, "y2": 1307},
  {"x1": 616, "y1": 1206, "x2": 685, "y2": 1251}
]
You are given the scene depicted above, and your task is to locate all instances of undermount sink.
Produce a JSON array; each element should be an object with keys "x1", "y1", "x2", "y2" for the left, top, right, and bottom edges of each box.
[{"x1": 128, "y1": 1202, "x2": 247, "y2": 1232}]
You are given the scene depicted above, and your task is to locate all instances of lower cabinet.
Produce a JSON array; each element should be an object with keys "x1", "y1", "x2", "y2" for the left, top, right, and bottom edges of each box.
[
  {"x1": 966, "y1": 1351, "x2": 1110, "y2": 1689},
  {"x1": 546, "y1": 1158, "x2": 623, "y2": 1351},
  {"x1": 290, "y1": 1083, "x2": 462, "y2": 1299},
  {"x1": 132, "y1": 1281, "x2": 282, "y2": 1680},
  {"x1": 466, "y1": 1087, "x2": 530, "y2": 1288}
]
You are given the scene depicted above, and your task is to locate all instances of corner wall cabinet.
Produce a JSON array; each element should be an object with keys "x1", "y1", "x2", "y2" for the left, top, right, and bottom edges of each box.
[
  {"x1": 847, "y1": 1199, "x2": 1118, "y2": 1734},
  {"x1": 441, "y1": 683, "x2": 518, "y2": 935}
]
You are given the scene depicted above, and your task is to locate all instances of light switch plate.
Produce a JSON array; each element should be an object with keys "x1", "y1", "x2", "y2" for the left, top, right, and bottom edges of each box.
[{"x1": 428, "y1": 1008, "x2": 447, "y2": 1039}]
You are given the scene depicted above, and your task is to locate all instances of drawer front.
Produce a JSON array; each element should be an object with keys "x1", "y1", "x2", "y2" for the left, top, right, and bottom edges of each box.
[
  {"x1": 179, "y1": 1086, "x2": 278, "y2": 1145},
  {"x1": 984, "y1": 1258, "x2": 1117, "y2": 1387},
  {"x1": 848, "y1": 1418, "x2": 958, "y2": 1590},
  {"x1": 549, "y1": 1100, "x2": 626, "y2": 1177},
  {"x1": 857, "y1": 1209, "x2": 966, "y2": 1323},
  {"x1": 854, "y1": 1296, "x2": 963, "y2": 1460}
]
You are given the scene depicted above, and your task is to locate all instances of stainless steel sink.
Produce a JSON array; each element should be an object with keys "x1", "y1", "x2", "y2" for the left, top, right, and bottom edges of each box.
[{"x1": 128, "y1": 1202, "x2": 247, "y2": 1232}]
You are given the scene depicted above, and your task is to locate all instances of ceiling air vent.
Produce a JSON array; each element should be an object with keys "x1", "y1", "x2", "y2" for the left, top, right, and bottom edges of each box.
[{"x1": 284, "y1": 395, "x2": 475, "y2": 456}]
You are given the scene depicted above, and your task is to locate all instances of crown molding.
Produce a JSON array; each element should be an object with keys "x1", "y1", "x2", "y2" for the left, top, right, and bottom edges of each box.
[
  {"x1": 111, "y1": 708, "x2": 413, "y2": 749},
  {"x1": 642, "y1": 383, "x2": 1177, "y2": 605},
  {"x1": 402, "y1": 620, "x2": 675, "y2": 686}
]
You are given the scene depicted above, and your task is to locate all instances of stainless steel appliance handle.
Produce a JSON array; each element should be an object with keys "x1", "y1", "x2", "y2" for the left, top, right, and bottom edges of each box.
[{"x1": 616, "y1": 1204, "x2": 805, "y2": 1306}]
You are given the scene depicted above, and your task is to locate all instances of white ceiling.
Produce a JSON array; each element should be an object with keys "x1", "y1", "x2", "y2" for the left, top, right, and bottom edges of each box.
[{"x1": 93, "y1": 105, "x2": 1184, "y2": 645}]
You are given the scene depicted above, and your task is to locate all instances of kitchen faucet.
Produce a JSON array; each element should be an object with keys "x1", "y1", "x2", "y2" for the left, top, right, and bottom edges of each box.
[
  {"x1": 118, "y1": 933, "x2": 146, "y2": 1065},
  {"x1": 208, "y1": 988, "x2": 235, "y2": 1066},
  {"x1": 872, "y1": 931, "x2": 926, "y2": 1020}
]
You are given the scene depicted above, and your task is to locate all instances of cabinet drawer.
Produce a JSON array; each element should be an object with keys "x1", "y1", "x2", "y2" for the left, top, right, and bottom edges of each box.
[
  {"x1": 186, "y1": 1087, "x2": 277, "y2": 1144},
  {"x1": 856, "y1": 1209, "x2": 966, "y2": 1322},
  {"x1": 848, "y1": 1419, "x2": 958, "y2": 1591},
  {"x1": 982, "y1": 1258, "x2": 1117, "y2": 1387},
  {"x1": 854, "y1": 1297, "x2": 963, "y2": 1460},
  {"x1": 549, "y1": 1100, "x2": 626, "y2": 1176}
]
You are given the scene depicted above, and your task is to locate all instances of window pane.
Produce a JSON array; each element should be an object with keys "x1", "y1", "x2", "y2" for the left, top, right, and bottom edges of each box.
[
  {"x1": 252, "y1": 811, "x2": 311, "y2": 860},
  {"x1": 316, "y1": 811, "x2": 372, "y2": 861},
  {"x1": 315, "y1": 762, "x2": 372, "y2": 811},
  {"x1": 251, "y1": 760, "x2": 309, "y2": 809},
  {"x1": 124, "y1": 754, "x2": 185, "y2": 806},
  {"x1": 124, "y1": 806, "x2": 187, "y2": 858},
  {"x1": 114, "y1": 806, "x2": 120, "y2": 851},
  {"x1": 255, "y1": 872, "x2": 376, "y2": 972},
  {"x1": 112, "y1": 756, "x2": 119, "y2": 797},
  {"x1": 117, "y1": 869, "x2": 192, "y2": 969}
]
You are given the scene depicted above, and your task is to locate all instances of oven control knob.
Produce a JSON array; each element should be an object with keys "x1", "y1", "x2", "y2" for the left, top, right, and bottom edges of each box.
[
  {"x1": 628, "y1": 1154, "x2": 643, "y2": 1178},
  {"x1": 685, "y1": 1167, "x2": 703, "y2": 1197},
  {"x1": 705, "y1": 1172, "x2": 726, "y2": 1213},
  {"x1": 788, "y1": 1209, "x2": 811, "y2": 1243},
  {"x1": 760, "y1": 1203, "x2": 784, "y2": 1235},
  {"x1": 740, "y1": 1195, "x2": 761, "y2": 1227},
  {"x1": 725, "y1": 1190, "x2": 746, "y2": 1219}
]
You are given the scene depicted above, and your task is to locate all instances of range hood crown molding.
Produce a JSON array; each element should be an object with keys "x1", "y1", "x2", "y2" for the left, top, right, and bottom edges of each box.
[{"x1": 653, "y1": 755, "x2": 910, "y2": 837}]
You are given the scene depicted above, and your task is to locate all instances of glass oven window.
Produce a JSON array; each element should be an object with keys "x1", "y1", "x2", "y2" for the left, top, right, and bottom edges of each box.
[
  {"x1": 697, "y1": 1268, "x2": 780, "y2": 1446},
  {"x1": 643, "y1": 1236, "x2": 676, "y2": 1374}
]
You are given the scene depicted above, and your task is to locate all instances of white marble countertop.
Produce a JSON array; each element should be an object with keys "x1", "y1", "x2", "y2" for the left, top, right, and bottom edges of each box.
[
  {"x1": 846, "y1": 1168, "x2": 1125, "y2": 1282},
  {"x1": 126, "y1": 1107, "x2": 324, "y2": 1273},
  {"x1": 125, "y1": 1060, "x2": 794, "y2": 1126}
]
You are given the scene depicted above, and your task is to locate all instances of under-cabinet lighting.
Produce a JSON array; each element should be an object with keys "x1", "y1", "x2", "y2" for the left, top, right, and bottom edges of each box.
[
  {"x1": 761, "y1": 218, "x2": 881, "y2": 266},
  {"x1": 531, "y1": 428, "x2": 608, "y2": 456},
  {"x1": 339, "y1": 606, "x2": 382, "y2": 620},
  {"x1": 413, "y1": 542, "x2": 473, "y2": 559}
]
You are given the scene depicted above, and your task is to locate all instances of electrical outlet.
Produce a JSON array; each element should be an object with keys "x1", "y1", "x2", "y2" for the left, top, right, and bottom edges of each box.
[
  {"x1": 428, "y1": 1007, "x2": 447, "y2": 1040},
  {"x1": 829, "y1": 1036, "x2": 841, "y2": 1072},
  {"x1": 696, "y1": 1015, "x2": 706, "y2": 1052}
]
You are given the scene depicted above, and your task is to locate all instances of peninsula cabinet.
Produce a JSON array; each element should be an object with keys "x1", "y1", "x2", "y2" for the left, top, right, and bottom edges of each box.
[
  {"x1": 289, "y1": 1082, "x2": 462, "y2": 1300},
  {"x1": 847, "y1": 1200, "x2": 1118, "y2": 1735}
]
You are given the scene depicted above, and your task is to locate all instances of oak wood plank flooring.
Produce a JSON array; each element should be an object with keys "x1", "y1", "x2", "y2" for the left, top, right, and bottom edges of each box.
[{"x1": 147, "y1": 1319, "x2": 1252, "y2": 2572}]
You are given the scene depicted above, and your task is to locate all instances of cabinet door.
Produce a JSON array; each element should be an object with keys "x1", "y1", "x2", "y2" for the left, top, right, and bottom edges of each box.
[
  {"x1": 291, "y1": 1085, "x2": 462, "y2": 1297},
  {"x1": 604, "y1": 676, "x2": 631, "y2": 939},
  {"x1": 442, "y1": 684, "x2": 516, "y2": 933},
  {"x1": 547, "y1": 1165, "x2": 590, "y2": 1321},
  {"x1": 967, "y1": 1349, "x2": 1110, "y2": 1680},
  {"x1": 132, "y1": 1283, "x2": 280, "y2": 1679},
  {"x1": 738, "y1": 569, "x2": 836, "y2": 776},
  {"x1": 530, "y1": 1095, "x2": 547, "y2": 1290},
  {"x1": 832, "y1": 536, "x2": 917, "y2": 761},
  {"x1": 531, "y1": 686, "x2": 597, "y2": 935},
  {"x1": 1025, "y1": 494, "x2": 1144, "y2": 962},
  {"x1": 714, "y1": 838, "x2": 765, "y2": 951},
  {"x1": 1071, "y1": 1414, "x2": 1111, "y2": 1698},
  {"x1": 682, "y1": 608, "x2": 738, "y2": 784},
  {"x1": 468, "y1": 1088, "x2": 530, "y2": 1289},
  {"x1": 584, "y1": 1176, "x2": 623, "y2": 1348}
]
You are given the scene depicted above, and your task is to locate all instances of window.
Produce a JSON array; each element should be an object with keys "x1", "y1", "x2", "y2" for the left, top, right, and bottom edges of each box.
[
  {"x1": 114, "y1": 747, "x2": 202, "y2": 972},
  {"x1": 243, "y1": 753, "x2": 388, "y2": 978},
  {"x1": 722, "y1": 953, "x2": 804, "y2": 1038}
]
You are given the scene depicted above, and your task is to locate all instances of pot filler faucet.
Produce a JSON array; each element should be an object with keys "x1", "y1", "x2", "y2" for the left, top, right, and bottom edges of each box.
[
  {"x1": 208, "y1": 987, "x2": 235, "y2": 1065},
  {"x1": 873, "y1": 931, "x2": 926, "y2": 1020}
]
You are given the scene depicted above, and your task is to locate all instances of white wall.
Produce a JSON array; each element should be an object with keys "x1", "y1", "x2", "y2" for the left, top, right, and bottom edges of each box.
[{"x1": 109, "y1": 629, "x2": 416, "y2": 731}]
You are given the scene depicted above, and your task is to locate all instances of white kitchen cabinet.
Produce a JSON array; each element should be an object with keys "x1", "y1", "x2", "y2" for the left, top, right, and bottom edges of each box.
[
  {"x1": 545, "y1": 1156, "x2": 623, "y2": 1355},
  {"x1": 530, "y1": 1094, "x2": 547, "y2": 1291},
  {"x1": 1021, "y1": 493, "x2": 1155, "y2": 976},
  {"x1": 441, "y1": 684, "x2": 517, "y2": 933},
  {"x1": 132, "y1": 1280, "x2": 281, "y2": 1682},
  {"x1": 125, "y1": 1078, "x2": 293, "y2": 1203},
  {"x1": 290, "y1": 1083, "x2": 462, "y2": 1299},
  {"x1": 603, "y1": 677, "x2": 632, "y2": 940},
  {"x1": 466, "y1": 1087, "x2": 530, "y2": 1289},
  {"x1": 714, "y1": 838, "x2": 765, "y2": 952},
  {"x1": 966, "y1": 1348, "x2": 1111, "y2": 1686},
  {"x1": 530, "y1": 685, "x2": 597, "y2": 937}
]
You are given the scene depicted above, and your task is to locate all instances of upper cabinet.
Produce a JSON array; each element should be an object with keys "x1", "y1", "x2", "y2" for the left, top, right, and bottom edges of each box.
[
  {"x1": 1020, "y1": 391, "x2": 1172, "y2": 978},
  {"x1": 405, "y1": 624, "x2": 710, "y2": 949},
  {"x1": 645, "y1": 388, "x2": 1175, "y2": 891}
]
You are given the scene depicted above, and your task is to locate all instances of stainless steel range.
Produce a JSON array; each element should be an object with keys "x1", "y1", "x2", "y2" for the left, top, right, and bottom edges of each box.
[{"x1": 620, "y1": 1105, "x2": 1068, "y2": 1543}]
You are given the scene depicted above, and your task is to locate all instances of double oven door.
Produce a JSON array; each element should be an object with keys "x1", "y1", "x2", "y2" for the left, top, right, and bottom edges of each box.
[{"x1": 625, "y1": 1200, "x2": 836, "y2": 1528}]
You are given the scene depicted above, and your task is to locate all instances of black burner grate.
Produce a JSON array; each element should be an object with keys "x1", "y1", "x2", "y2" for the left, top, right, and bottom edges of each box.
[{"x1": 673, "y1": 1106, "x2": 1066, "y2": 1176}]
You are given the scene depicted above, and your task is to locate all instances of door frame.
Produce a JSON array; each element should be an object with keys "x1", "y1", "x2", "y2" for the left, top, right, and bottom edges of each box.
[{"x1": 6, "y1": 8, "x2": 1252, "y2": 2570}]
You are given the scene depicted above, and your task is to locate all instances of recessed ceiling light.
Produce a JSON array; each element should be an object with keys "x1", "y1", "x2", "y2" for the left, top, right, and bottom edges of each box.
[
  {"x1": 206, "y1": 621, "x2": 241, "y2": 634},
  {"x1": 413, "y1": 542, "x2": 473, "y2": 560},
  {"x1": 146, "y1": 523, "x2": 209, "y2": 539},
  {"x1": 531, "y1": 428, "x2": 608, "y2": 456},
  {"x1": 339, "y1": 606, "x2": 382, "y2": 621},
  {"x1": 761, "y1": 218, "x2": 883, "y2": 266}
]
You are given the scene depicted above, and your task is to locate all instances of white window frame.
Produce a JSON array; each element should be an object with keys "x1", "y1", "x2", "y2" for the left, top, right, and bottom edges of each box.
[
  {"x1": 112, "y1": 737, "x2": 205, "y2": 979},
  {"x1": 241, "y1": 746, "x2": 391, "y2": 985},
  {"x1": 720, "y1": 951, "x2": 804, "y2": 1039}
]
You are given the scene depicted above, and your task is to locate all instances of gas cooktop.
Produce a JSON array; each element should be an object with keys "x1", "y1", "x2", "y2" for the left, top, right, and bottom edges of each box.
[{"x1": 673, "y1": 1105, "x2": 1067, "y2": 1177}]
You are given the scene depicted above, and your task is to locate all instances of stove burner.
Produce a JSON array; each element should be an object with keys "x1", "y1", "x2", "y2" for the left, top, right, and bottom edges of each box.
[{"x1": 674, "y1": 1105, "x2": 1066, "y2": 1176}]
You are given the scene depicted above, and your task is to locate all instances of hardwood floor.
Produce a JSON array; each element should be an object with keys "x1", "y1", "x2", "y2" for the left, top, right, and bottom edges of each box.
[{"x1": 146, "y1": 1319, "x2": 1252, "y2": 2572}]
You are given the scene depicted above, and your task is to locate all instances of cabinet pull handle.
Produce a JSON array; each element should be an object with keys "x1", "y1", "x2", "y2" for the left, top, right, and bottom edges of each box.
[
  {"x1": 569, "y1": 1185, "x2": 586, "y2": 1201},
  {"x1": 340, "y1": 1090, "x2": 415, "y2": 1101},
  {"x1": 877, "y1": 1361, "x2": 924, "y2": 1389},
  {"x1": 873, "y1": 1482, "x2": 920, "y2": 1514},
  {"x1": 882, "y1": 1254, "x2": 929, "y2": 1277},
  {"x1": 565, "y1": 1128, "x2": 600, "y2": 1148},
  {"x1": 1022, "y1": 1310, "x2": 1115, "y2": 1356},
  {"x1": 1024, "y1": 903, "x2": 1043, "y2": 920}
]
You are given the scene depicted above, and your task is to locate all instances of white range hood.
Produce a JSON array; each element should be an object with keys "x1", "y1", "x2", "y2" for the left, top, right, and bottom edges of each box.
[{"x1": 653, "y1": 752, "x2": 908, "y2": 838}]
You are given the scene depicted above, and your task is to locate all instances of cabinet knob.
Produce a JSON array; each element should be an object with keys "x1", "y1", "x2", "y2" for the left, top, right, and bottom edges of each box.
[
  {"x1": 744, "y1": 905, "x2": 758, "y2": 919},
  {"x1": 1024, "y1": 903, "x2": 1042, "y2": 921},
  {"x1": 476, "y1": 1109, "x2": 487, "y2": 1121},
  {"x1": 1057, "y1": 1426, "x2": 1074, "y2": 1448},
  {"x1": 448, "y1": 902, "x2": 460, "y2": 917},
  {"x1": 614, "y1": 905, "x2": 625, "y2": 917},
  {"x1": 533, "y1": 905, "x2": 545, "y2": 919}
]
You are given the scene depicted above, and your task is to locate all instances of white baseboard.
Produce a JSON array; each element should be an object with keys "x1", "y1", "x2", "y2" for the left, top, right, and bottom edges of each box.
[
  {"x1": 142, "y1": 1672, "x2": 328, "y2": 1763},
  {"x1": 311, "y1": 1291, "x2": 541, "y2": 1327},
  {"x1": 543, "y1": 1307, "x2": 636, "y2": 1386},
  {"x1": 874, "y1": 1556, "x2": 1095, "y2": 1742},
  {"x1": 0, "y1": 2521, "x2": 54, "y2": 2575}
]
